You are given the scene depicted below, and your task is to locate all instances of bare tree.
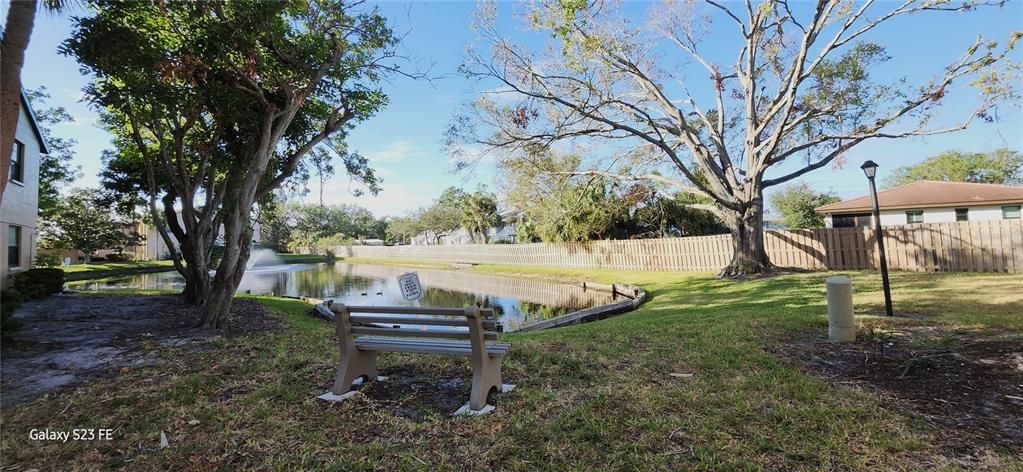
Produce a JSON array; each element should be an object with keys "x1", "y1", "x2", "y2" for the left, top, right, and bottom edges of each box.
[{"x1": 450, "y1": 0, "x2": 1020, "y2": 276}]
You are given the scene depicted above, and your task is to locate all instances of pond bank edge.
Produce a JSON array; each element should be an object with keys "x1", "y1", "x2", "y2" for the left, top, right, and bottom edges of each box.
[{"x1": 510, "y1": 282, "x2": 647, "y2": 332}]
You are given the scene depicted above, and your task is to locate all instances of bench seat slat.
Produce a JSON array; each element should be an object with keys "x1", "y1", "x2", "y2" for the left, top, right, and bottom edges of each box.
[
  {"x1": 355, "y1": 336, "x2": 511, "y2": 351},
  {"x1": 355, "y1": 338, "x2": 509, "y2": 357},
  {"x1": 343, "y1": 305, "x2": 494, "y2": 317},
  {"x1": 349, "y1": 314, "x2": 499, "y2": 329},
  {"x1": 351, "y1": 326, "x2": 499, "y2": 340}
]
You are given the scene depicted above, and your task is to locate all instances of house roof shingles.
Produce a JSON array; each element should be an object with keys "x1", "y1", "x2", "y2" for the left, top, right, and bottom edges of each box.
[{"x1": 815, "y1": 180, "x2": 1023, "y2": 214}]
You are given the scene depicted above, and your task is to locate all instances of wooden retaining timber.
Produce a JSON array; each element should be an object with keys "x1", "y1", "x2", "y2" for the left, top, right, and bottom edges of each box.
[{"x1": 512, "y1": 283, "x2": 647, "y2": 332}]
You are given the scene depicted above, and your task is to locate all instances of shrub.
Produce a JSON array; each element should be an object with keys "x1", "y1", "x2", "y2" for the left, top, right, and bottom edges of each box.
[
  {"x1": 11, "y1": 268, "x2": 65, "y2": 300},
  {"x1": 34, "y1": 253, "x2": 64, "y2": 267},
  {"x1": 1, "y1": 288, "x2": 24, "y2": 340},
  {"x1": 324, "y1": 249, "x2": 336, "y2": 265},
  {"x1": 105, "y1": 252, "x2": 135, "y2": 262}
]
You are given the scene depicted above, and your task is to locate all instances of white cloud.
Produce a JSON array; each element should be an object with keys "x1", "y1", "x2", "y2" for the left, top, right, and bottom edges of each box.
[
  {"x1": 366, "y1": 140, "x2": 423, "y2": 163},
  {"x1": 301, "y1": 180, "x2": 444, "y2": 217}
]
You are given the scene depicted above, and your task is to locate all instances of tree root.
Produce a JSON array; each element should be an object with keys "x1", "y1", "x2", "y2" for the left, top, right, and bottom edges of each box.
[{"x1": 716, "y1": 262, "x2": 775, "y2": 280}]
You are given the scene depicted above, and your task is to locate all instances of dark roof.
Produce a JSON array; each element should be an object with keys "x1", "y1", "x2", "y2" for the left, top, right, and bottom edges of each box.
[
  {"x1": 20, "y1": 89, "x2": 49, "y2": 154},
  {"x1": 815, "y1": 181, "x2": 1023, "y2": 214}
]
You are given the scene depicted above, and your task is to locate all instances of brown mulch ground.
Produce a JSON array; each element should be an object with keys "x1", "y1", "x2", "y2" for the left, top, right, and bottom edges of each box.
[
  {"x1": 773, "y1": 326, "x2": 1023, "y2": 459},
  {"x1": 1, "y1": 294, "x2": 280, "y2": 407}
]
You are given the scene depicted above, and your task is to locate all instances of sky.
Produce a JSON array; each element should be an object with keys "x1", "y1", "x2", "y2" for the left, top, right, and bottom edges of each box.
[{"x1": 8, "y1": 1, "x2": 1023, "y2": 218}]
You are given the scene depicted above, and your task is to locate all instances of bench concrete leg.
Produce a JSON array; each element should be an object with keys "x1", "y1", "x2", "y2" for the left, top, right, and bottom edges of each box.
[
  {"x1": 469, "y1": 357, "x2": 504, "y2": 411},
  {"x1": 331, "y1": 350, "x2": 378, "y2": 395}
]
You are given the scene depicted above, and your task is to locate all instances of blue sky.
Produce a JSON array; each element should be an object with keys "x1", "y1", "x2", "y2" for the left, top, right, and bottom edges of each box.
[{"x1": 10, "y1": 1, "x2": 1023, "y2": 217}]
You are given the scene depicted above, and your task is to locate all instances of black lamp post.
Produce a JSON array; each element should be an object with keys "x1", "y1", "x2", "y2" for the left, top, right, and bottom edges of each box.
[{"x1": 860, "y1": 160, "x2": 893, "y2": 316}]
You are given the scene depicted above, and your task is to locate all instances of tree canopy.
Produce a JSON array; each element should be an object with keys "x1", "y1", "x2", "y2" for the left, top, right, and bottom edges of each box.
[
  {"x1": 450, "y1": 0, "x2": 1020, "y2": 276},
  {"x1": 500, "y1": 150, "x2": 726, "y2": 242},
  {"x1": 884, "y1": 149, "x2": 1023, "y2": 188},
  {"x1": 26, "y1": 86, "x2": 81, "y2": 217},
  {"x1": 40, "y1": 188, "x2": 131, "y2": 263},
  {"x1": 65, "y1": 0, "x2": 404, "y2": 327},
  {"x1": 769, "y1": 183, "x2": 839, "y2": 228},
  {"x1": 461, "y1": 190, "x2": 502, "y2": 243}
]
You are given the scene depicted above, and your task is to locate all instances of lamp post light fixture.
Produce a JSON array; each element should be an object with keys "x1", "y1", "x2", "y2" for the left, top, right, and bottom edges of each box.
[{"x1": 860, "y1": 160, "x2": 893, "y2": 316}]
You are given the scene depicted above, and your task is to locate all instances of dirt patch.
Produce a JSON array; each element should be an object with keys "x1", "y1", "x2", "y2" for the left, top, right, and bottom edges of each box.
[
  {"x1": 319, "y1": 364, "x2": 491, "y2": 420},
  {"x1": 773, "y1": 327, "x2": 1023, "y2": 460},
  {"x1": 1, "y1": 294, "x2": 279, "y2": 407}
]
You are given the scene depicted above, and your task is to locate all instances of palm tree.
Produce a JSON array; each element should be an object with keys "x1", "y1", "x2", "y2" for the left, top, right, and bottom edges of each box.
[
  {"x1": 461, "y1": 191, "x2": 501, "y2": 244},
  {"x1": 1, "y1": 0, "x2": 68, "y2": 201}
]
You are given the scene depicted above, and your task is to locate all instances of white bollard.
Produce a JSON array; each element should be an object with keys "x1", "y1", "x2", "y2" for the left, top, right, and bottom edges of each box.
[{"x1": 826, "y1": 276, "x2": 855, "y2": 342}]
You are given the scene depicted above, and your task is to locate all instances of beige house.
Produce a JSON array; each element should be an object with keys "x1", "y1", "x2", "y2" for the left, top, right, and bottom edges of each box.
[
  {"x1": 1, "y1": 91, "x2": 49, "y2": 286},
  {"x1": 816, "y1": 181, "x2": 1023, "y2": 228}
]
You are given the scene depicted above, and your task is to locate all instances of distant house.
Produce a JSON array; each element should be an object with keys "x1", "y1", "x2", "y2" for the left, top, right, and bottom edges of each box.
[
  {"x1": 410, "y1": 210, "x2": 520, "y2": 246},
  {"x1": 1, "y1": 91, "x2": 49, "y2": 285},
  {"x1": 815, "y1": 181, "x2": 1023, "y2": 228}
]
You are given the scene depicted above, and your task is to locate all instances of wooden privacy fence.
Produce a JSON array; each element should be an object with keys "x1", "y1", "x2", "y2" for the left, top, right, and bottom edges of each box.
[{"x1": 321, "y1": 220, "x2": 1022, "y2": 273}]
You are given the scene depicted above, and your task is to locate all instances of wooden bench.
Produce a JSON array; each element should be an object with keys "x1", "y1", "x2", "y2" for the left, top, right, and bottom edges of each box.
[{"x1": 328, "y1": 304, "x2": 511, "y2": 411}]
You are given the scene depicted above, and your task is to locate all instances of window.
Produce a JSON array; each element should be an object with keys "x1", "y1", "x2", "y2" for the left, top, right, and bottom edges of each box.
[
  {"x1": 955, "y1": 208, "x2": 969, "y2": 222},
  {"x1": 832, "y1": 213, "x2": 872, "y2": 228},
  {"x1": 906, "y1": 210, "x2": 924, "y2": 224},
  {"x1": 10, "y1": 140, "x2": 24, "y2": 183},
  {"x1": 7, "y1": 225, "x2": 20, "y2": 267},
  {"x1": 1004, "y1": 205, "x2": 1021, "y2": 220}
]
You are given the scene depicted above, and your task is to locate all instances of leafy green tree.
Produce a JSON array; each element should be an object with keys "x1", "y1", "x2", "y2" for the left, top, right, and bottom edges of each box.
[
  {"x1": 66, "y1": 0, "x2": 402, "y2": 327},
  {"x1": 630, "y1": 189, "x2": 729, "y2": 238},
  {"x1": 40, "y1": 188, "x2": 130, "y2": 263},
  {"x1": 452, "y1": 0, "x2": 1020, "y2": 277},
  {"x1": 26, "y1": 87, "x2": 82, "y2": 217},
  {"x1": 769, "y1": 183, "x2": 840, "y2": 229},
  {"x1": 497, "y1": 150, "x2": 725, "y2": 242},
  {"x1": 418, "y1": 187, "x2": 469, "y2": 243},
  {"x1": 498, "y1": 151, "x2": 626, "y2": 242},
  {"x1": 884, "y1": 149, "x2": 1023, "y2": 188},
  {"x1": 385, "y1": 214, "x2": 423, "y2": 245},
  {"x1": 461, "y1": 190, "x2": 502, "y2": 243},
  {"x1": 256, "y1": 195, "x2": 292, "y2": 253}
]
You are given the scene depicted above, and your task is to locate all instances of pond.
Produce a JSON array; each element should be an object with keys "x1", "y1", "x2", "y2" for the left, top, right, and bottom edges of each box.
[{"x1": 68, "y1": 262, "x2": 616, "y2": 331}]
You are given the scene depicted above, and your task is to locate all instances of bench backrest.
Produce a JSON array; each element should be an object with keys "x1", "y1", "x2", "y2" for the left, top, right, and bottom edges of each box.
[{"x1": 329, "y1": 304, "x2": 501, "y2": 353}]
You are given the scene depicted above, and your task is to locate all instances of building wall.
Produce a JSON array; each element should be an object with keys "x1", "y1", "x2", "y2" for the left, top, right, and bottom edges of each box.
[
  {"x1": 825, "y1": 204, "x2": 1021, "y2": 227},
  {"x1": 1, "y1": 102, "x2": 42, "y2": 285},
  {"x1": 410, "y1": 224, "x2": 517, "y2": 246}
]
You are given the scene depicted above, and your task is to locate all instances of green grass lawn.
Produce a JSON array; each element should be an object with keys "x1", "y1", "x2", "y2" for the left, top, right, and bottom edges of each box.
[
  {"x1": 63, "y1": 260, "x2": 176, "y2": 274},
  {"x1": 2, "y1": 267, "x2": 1021, "y2": 469}
]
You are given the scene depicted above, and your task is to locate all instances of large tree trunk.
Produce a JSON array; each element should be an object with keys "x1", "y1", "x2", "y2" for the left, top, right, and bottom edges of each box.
[
  {"x1": 719, "y1": 196, "x2": 771, "y2": 278},
  {"x1": 0, "y1": 0, "x2": 37, "y2": 201},
  {"x1": 203, "y1": 208, "x2": 254, "y2": 329},
  {"x1": 202, "y1": 167, "x2": 262, "y2": 329},
  {"x1": 160, "y1": 195, "x2": 215, "y2": 306},
  {"x1": 177, "y1": 227, "x2": 214, "y2": 306},
  {"x1": 181, "y1": 262, "x2": 211, "y2": 305}
]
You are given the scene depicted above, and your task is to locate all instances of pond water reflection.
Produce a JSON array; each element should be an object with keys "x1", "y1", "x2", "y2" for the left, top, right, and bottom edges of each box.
[{"x1": 69, "y1": 262, "x2": 615, "y2": 330}]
